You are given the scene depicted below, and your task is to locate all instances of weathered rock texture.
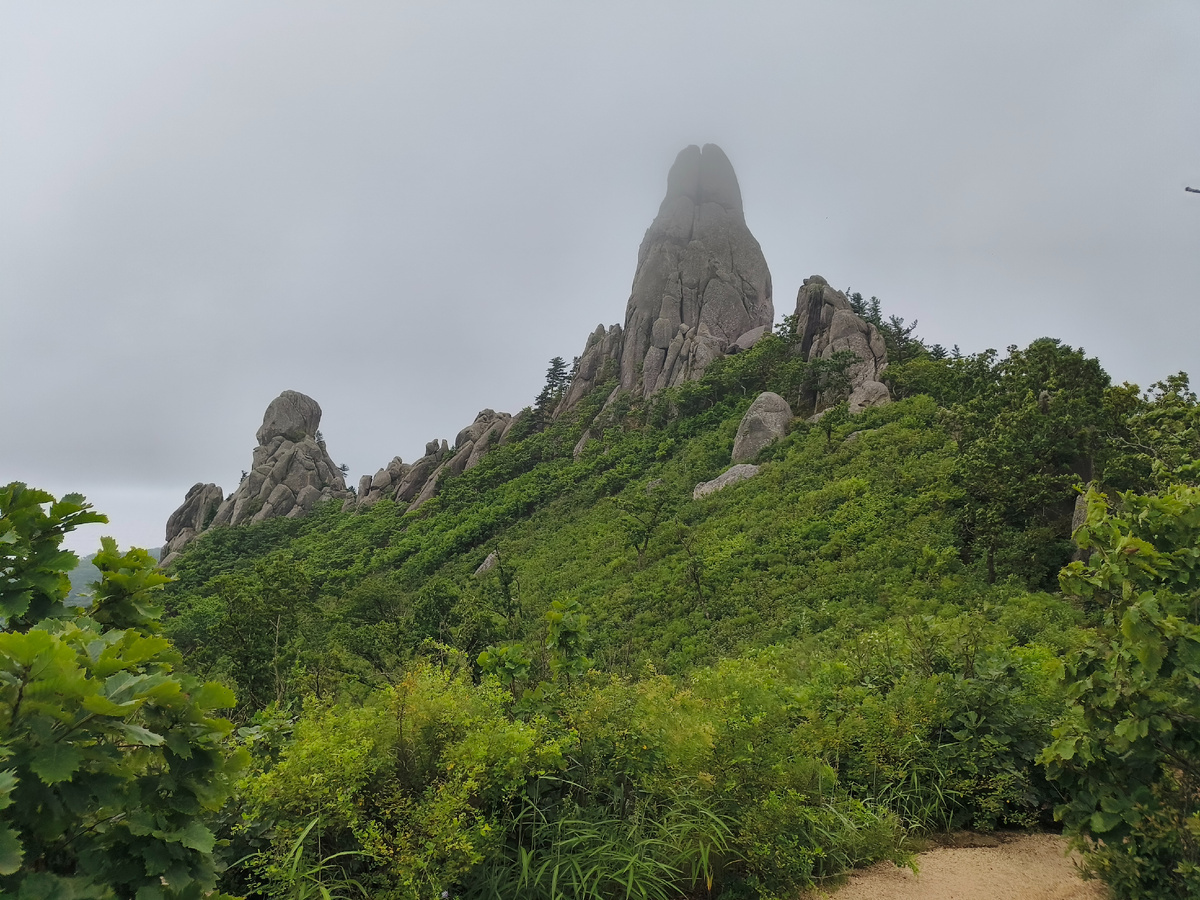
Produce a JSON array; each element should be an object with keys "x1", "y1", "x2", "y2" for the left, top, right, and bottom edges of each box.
[
  {"x1": 161, "y1": 483, "x2": 224, "y2": 566},
  {"x1": 354, "y1": 409, "x2": 515, "y2": 514},
  {"x1": 160, "y1": 391, "x2": 352, "y2": 566},
  {"x1": 792, "y1": 276, "x2": 891, "y2": 414},
  {"x1": 559, "y1": 144, "x2": 773, "y2": 411},
  {"x1": 731, "y1": 392, "x2": 794, "y2": 463},
  {"x1": 693, "y1": 464, "x2": 761, "y2": 500}
]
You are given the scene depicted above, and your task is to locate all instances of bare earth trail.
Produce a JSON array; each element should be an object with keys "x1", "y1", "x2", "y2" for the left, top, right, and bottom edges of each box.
[{"x1": 811, "y1": 833, "x2": 1110, "y2": 900}]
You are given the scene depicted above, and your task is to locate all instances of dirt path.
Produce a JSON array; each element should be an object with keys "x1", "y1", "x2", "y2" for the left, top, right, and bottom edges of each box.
[{"x1": 811, "y1": 833, "x2": 1109, "y2": 900}]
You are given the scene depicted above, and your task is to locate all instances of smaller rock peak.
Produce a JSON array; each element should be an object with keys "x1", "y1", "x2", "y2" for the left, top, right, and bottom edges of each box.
[
  {"x1": 803, "y1": 275, "x2": 828, "y2": 286},
  {"x1": 257, "y1": 390, "x2": 322, "y2": 445}
]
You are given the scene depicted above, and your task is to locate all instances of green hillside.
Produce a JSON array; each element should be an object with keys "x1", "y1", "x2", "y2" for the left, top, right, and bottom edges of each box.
[
  {"x1": 149, "y1": 325, "x2": 1199, "y2": 899},
  {"x1": 4, "y1": 323, "x2": 1197, "y2": 900}
]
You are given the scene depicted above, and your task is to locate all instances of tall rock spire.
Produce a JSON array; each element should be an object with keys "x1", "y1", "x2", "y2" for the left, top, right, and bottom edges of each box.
[{"x1": 559, "y1": 144, "x2": 773, "y2": 410}]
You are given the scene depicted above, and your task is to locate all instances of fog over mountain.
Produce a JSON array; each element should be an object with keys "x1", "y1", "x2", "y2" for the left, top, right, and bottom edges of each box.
[{"x1": 2, "y1": 2, "x2": 1197, "y2": 553}]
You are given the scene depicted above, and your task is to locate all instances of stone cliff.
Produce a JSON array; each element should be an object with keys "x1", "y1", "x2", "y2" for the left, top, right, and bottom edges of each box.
[{"x1": 558, "y1": 143, "x2": 774, "y2": 411}]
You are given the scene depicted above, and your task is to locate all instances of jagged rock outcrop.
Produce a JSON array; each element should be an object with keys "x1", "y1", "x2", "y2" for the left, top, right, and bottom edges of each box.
[
  {"x1": 693, "y1": 464, "x2": 761, "y2": 500},
  {"x1": 354, "y1": 456, "x2": 410, "y2": 510},
  {"x1": 161, "y1": 483, "x2": 225, "y2": 566},
  {"x1": 792, "y1": 276, "x2": 891, "y2": 414},
  {"x1": 559, "y1": 144, "x2": 773, "y2": 412},
  {"x1": 160, "y1": 391, "x2": 352, "y2": 566},
  {"x1": 353, "y1": 410, "x2": 515, "y2": 515},
  {"x1": 209, "y1": 391, "x2": 352, "y2": 528},
  {"x1": 731, "y1": 392, "x2": 793, "y2": 463},
  {"x1": 557, "y1": 324, "x2": 623, "y2": 413}
]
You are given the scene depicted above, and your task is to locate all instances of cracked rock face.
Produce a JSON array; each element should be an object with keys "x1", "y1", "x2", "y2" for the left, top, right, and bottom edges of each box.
[
  {"x1": 731, "y1": 392, "x2": 794, "y2": 463},
  {"x1": 161, "y1": 483, "x2": 224, "y2": 565},
  {"x1": 160, "y1": 391, "x2": 352, "y2": 565},
  {"x1": 792, "y1": 276, "x2": 891, "y2": 414},
  {"x1": 559, "y1": 144, "x2": 773, "y2": 411},
  {"x1": 352, "y1": 409, "x2": 515, "y2": 514}
]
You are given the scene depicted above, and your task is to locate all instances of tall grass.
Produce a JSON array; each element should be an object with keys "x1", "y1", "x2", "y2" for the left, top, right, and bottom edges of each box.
[{"x1": 463, "y1": 790, "x2": 731, "y2": 900}]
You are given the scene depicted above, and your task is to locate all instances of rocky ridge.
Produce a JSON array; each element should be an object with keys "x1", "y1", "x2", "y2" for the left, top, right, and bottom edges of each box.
[{"x1": 161, "y1": 145, "x2": 895, "y2": 557}]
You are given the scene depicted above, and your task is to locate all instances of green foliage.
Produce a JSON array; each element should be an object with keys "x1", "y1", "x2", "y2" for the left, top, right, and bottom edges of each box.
[
  {"x1": 936, "y1": 339, "x2": 1113, "y2": 585},
  {"x1": 0, "y1": 483, "x2": 105, "y2": 630},
  {"x1": 1040, "y1": 477, "x2": 1200, "y2": 898},
  {"x1": 149, "y1": 333, "x2": 1199, "y2": 897},
  {"x1": 0, "y1": 484, "x2": 243, "y2": 900}
]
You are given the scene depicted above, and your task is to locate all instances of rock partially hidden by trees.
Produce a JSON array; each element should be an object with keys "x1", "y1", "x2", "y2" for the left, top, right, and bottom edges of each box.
[
  {"x1": 792, "y1": 275, "x2": 891, "y2": 413},
  {"x1": 732, "y1": 392, "x2": 793, "y2": 462},
  {"x1": 161, "y1": 482, "x2": 224, "y2": 566},
  {"x1": 353, "y1": 410, "x2": 514, "y2": 516},
  {"x1": 160, "y1": 391, "x2": 352, "y2": 565},
  {"x1": 693, "y1": 464, "x2": 760, "y2": 499},
  {"x1": 558, "y1": 144, "x2": 773, "y2": 413},
  {"x1": 475, "y1": 551, "x2": 500, "y2": 577}
]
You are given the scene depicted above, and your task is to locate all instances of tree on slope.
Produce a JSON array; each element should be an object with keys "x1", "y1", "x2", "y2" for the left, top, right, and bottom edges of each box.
[
  {"x1": 1041, "y1": 467, "x2": 1200, "y2": 898},
  {"x1": 0, "y1": 483, "x2": 243, "y2": 899}
]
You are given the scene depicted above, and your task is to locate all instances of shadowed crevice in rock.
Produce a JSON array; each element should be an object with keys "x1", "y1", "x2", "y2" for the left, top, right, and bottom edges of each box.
[{"x1": 791, "y1": 276, "x2": 892, "y2": 415}]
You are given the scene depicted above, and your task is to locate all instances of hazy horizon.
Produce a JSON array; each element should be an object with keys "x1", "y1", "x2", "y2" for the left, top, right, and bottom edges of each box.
[{"x1": 3, "y1": 2, "x2": 1197, "y2": 554}]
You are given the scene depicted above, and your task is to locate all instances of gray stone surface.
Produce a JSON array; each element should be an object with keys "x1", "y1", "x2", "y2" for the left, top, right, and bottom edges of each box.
[
  {"x1": 160, "y1": 391, "x2": 352, "y2": 564},
  {"x1": 791, "y1": 275, "x2": 891, "y2": 413},
  {"x1": 475, "y1": 551, "x2": 500, "y2": 577},
  {"x1": 161, "y1": 482, "x2": 225, "y2": 566},
  {"x1": 558, "y1": 144, "x2": 773, "y2": 413},
  {"x1": 848, "y1": 380, "x2": 892, "y2": 414},
  {"x1": 729, "y1": 325, "x2": 769, "y2": 353},
  {"x1": 256, "y1": 390, "x2": 322, "y2": 445},
  {"x1": 732, "y1": 392, "x2": 793, "y2": 462},
  {"x1": 693, "y1": 464, "x2": 761, "y2": 499}
]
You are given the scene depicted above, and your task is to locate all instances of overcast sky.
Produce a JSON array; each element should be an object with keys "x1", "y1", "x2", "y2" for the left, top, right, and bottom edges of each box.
[{"x1": 2, "y1": 2, "x2": 1198, "y2": 554}]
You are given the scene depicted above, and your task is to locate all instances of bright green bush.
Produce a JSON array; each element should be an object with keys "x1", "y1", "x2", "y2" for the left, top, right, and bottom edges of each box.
[
  {"x1": 0, "y1": 483, "x2": 243, "y2": 899},
  {"x1": 1041, "y1": 476, "x2": 1200, "y2": 898}
]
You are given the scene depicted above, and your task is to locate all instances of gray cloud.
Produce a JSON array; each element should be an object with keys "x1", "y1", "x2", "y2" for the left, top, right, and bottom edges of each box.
[{"x1": 2, "y1": 1, "x2": 1197, "y2": 553}]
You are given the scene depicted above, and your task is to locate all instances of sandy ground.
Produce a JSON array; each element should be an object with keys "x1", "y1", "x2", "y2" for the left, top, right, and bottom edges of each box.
[{"x1": 811, "y1": 833, "x2": 1109, "y2": 900}]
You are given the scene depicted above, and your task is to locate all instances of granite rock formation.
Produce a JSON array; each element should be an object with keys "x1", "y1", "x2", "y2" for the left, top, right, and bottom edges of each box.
[
  {"x1": 731, "y1": 392, "x2": 794, "y2": 463},
  {"x1": 791, "y1": 276, "x2": 891, "y2": 414},
  {"x1": 693, "y1": 464, "x2": 761, "y2": 500},
  {"x1": 161, "y1": 483, "x2": 224, "y2": 566},
  {"x1": 160, "y1": 391, "x2": 352, "y2": 566},
  {"x1": 354, "y1": 409, "x2": 516, "y2": 513},
  {"x1": 559, "y1": 144, "x2": 773, "y2": 411}
]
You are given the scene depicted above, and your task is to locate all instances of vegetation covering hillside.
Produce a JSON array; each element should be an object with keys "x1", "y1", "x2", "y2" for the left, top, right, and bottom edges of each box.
[{"x1": 3, "y1": 311, "x2": 1198, "y2": 899}]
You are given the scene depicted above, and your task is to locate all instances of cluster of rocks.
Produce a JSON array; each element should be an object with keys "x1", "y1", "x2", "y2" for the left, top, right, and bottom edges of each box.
[
  {"x1": 161, "y1": 144, "x2": 902, "y2": 556},
  {"x1": 161, "y1": 391, "x2": 352, "y2": 566},
  {"x1": 557, "y1": 144, "x2": 774, "y2": 413},
  {"x1": 791, "y1": 275, "x2": 891, "y2": 414},
  {"x1": 353, "y1": 409, "x2": 515, "y2": 512}
]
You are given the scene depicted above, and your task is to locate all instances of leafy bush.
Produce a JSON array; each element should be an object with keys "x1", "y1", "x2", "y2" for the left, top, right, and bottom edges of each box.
[
  {"x1": 0, "y1": 483, "x2": 243, "y2": 899},
  {"x1": 1041, "y1": 476, "x2": 1200, "y2": 898}
]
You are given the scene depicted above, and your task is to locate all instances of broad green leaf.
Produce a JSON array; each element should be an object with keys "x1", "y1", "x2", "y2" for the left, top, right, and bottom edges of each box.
[
  {"x1": 1090, "y1": 809, "x2": 1122, "y2": 833},
  {"x1": 29, "y1": 743, "x2": 84, "y2": 784},
  {"x1": 176, "y1": 820, "x2": 216, "y2": 854},
  {"x1": 193, "y1": 681, "x2": 236, "y2": 711},
  {"x1": 0, "y1": 824, "x2": 24, "y2": 875},
  {"x1": 0, "y1": 769, "x2": 17, "y2": 810},
  {"x1": 82, "y1": 692, "x2": 140, "y2": 716},
  {"x1": 112, "y1": 722, "x2": 165, "y2": 746}
]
